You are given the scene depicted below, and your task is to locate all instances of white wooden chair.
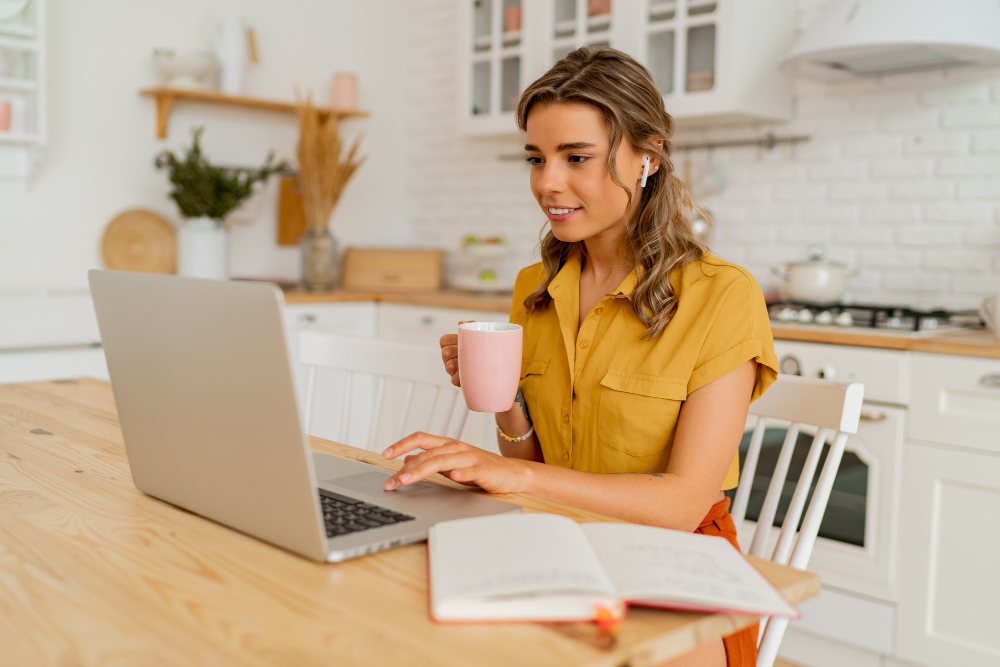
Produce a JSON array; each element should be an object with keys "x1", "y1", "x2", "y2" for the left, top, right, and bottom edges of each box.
[
  {"x1": 298, "y1": 330, "x2": 471, "y2": 450},
  {"x1": 730, "y1": 375, "x2": 865, "y2": 667}
]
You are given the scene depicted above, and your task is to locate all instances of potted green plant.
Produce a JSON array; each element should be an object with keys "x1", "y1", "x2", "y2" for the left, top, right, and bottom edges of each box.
[{"x1": 155, "y1": 127, "x2": 289, "y2": 279}]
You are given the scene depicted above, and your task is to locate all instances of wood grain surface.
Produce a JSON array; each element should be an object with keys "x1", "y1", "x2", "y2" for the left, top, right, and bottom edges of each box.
[{"x1": 0, "y1": 379, "x2": 820, "y2": 667}]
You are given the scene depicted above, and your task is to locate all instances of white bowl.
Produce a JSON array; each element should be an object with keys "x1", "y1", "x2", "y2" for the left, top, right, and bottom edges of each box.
[{"x1": 152, "y1": 49, "x2": 218, "y2": 89}]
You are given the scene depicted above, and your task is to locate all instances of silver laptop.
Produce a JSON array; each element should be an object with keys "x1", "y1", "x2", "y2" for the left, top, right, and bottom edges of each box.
[{"x1": 88, "y1": 270, "x2": 520, "y2": 562}]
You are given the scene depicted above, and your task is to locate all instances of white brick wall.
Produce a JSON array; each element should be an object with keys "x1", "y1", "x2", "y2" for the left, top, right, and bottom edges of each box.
[{"x1": 409, "y1": 0, "x2": 1000, "y2": 310}]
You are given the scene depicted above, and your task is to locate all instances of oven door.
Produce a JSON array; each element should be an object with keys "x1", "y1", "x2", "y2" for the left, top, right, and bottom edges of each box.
[{"x1": 729, "y1": 405, "x2": 904, "y2": 602}]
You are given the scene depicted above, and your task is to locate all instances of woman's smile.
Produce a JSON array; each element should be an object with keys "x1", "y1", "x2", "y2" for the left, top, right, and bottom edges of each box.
[{"x1": 546, "y1": 206, "x2": 582, "y2": 222}]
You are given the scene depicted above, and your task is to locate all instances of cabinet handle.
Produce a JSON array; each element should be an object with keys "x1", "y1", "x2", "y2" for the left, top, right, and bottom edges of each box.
[
  {"x1": 979, "y1": 373, "x2": 1000, "y2": 388},
  {"x1": 859, "y1": 410, "x2": 886, "y2": 422},
  {"x1": 297, "y1": 314, "x2": 318, "y2": 325},
  {"x1": 420, "y1": 316, "x2": 436, "y2": 326}
]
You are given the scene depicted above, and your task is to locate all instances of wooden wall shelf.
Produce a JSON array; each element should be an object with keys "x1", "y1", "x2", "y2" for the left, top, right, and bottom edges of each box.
[{"x1": 139, "y1": 86, "x2": 370, "y2": 138}]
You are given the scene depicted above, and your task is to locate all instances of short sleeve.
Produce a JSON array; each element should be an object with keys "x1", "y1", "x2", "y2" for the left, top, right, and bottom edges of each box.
[{"x1": 686, "y1": 269, "x2": 779, "y2": 402}]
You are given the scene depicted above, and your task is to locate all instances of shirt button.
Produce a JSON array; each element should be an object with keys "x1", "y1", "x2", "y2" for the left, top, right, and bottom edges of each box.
[
  {"x1": 562, "y1": 413, "x2": 570, "y2": 423},
  {"x1": 579, "y1": 340, "x2": 590, "y2": 349},
  {"x1": 563, "y1": 452, "x2": 570, "y2": 461},
  {"x1": 594, "y1": 307, "x2": 603, "y2": 314}
]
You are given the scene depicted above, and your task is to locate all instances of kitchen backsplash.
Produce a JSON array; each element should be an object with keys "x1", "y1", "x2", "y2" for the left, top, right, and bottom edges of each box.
[{"x1": 408, "y1": 0, "x2": 1000, "y2": 310}]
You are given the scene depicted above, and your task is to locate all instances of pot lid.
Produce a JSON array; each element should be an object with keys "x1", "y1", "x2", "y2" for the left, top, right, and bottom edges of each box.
[{"x1": 787, "y1": 244, "x2": 847, "y2": 269}]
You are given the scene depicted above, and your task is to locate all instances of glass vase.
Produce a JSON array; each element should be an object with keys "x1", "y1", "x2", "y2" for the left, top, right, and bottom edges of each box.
[{"x1": 300, "y1": 226, "x2": 340, "y2": 292}]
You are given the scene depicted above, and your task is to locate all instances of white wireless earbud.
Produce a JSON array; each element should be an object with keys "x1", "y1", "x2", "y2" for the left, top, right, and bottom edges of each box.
[{"x1": 640, "y1": 155, "x2": 651, "y2": 188}]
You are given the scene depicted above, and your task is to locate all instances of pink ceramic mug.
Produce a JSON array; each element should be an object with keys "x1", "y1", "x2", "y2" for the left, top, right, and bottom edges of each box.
[{"x1": 457, "y1": 322, "x2": 523, "y2": 412}]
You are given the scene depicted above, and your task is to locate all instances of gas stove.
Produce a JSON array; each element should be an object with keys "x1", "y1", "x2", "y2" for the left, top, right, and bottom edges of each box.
[{"x1": 768, "y1": 301, "x2": 986, "y2": 337}]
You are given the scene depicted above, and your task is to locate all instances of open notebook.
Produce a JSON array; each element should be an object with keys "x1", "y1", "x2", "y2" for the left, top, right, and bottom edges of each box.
[{"x1": 428, "y1": 513, "x2": 800, "y2": 623}]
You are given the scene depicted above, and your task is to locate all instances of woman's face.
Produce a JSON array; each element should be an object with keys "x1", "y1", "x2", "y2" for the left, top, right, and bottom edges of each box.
[{"x1": 524, "y1": 102, "x2": 652, "y2": 246}]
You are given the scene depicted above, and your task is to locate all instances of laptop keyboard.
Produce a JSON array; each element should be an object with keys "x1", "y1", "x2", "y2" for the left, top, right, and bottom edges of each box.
[{"x1": 319, "y1": 490, "x2": 415, "y2": 539}]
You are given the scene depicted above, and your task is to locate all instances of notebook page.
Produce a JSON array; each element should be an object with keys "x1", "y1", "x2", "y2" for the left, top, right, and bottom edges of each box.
[
  {"x1": 429, "y1": 513, "x2": 616, "y2": 602},
  {"x1": 580, "y1": 522, "x2": 798, "y2": 617}
]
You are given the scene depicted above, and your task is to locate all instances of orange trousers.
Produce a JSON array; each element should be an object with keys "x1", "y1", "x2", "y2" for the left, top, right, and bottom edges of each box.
[{"x1": 695, "y1": 497, "x2": 758, "y2": 667}]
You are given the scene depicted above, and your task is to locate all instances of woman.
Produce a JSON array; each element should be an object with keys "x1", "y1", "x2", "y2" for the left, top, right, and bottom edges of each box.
[{"x1": 382, "y1": 47, "x2": 778, "y2": 667}]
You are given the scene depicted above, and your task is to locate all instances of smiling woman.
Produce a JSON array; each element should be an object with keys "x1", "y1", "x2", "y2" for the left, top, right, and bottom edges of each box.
[{"x1": 385, "y1": 47, "x2": 778, "y2": 667}]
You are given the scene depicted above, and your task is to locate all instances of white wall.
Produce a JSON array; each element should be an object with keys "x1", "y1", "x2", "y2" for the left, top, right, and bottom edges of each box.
[
  {"x1": 4, "y1": 0, "x2": 999, "y2": 309},
  {"x1": 408, "y1": 0, "x2": 1000, "y2": 310},
  {"x1": 0, "y1": 0, "x2": 413, "y2": 291}
]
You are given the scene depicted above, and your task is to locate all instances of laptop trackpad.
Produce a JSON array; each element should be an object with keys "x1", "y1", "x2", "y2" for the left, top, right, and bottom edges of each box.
[{"x1": 326, "y1": 471, "x2": 438, "y2": 496}]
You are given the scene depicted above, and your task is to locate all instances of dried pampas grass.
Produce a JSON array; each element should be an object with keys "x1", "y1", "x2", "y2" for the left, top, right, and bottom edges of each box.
[{"x1": 295, "y1": 91, "x2": 366, "y2": 229}]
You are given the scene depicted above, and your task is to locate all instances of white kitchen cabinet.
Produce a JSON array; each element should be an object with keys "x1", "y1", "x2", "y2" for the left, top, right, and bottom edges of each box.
[
  {"x1": 909, "y1": 352, "x2": 1000, "y2": 454},
  {"x1": 377, "y1": 302, "x2": 505, "y2": 347},
  {"x1": 455, "y1": 0, "x2": 796, "y2": 136},
  {"x1": 0, "y1": 0, "x2": 47, "y2": 181},
  {"x1": 636, "y1": 0, "x2": 795, "y2": 125},
  {"x1": 896, "y1": 441, "x2": 1000, "y2": 667},
  {"x1": 456, "y1": 0, "x2": 546, "y2": 136},
  {"x1": 0, "y1": 346, "x2": 108, "y2": 384},
  {"x1": 0, "y1": 290, "x2": 107, "y2": 384}
]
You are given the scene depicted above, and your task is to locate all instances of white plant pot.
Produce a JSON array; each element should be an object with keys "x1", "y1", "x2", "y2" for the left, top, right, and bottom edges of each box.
[{"x1": 177, "y1": 216, "x2": 228, "y2": 280}]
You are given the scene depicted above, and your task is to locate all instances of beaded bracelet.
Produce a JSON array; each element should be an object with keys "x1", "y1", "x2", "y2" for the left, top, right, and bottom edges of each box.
[{"x1": 496, "y1": 424, "x2": 535, "y2": 443}]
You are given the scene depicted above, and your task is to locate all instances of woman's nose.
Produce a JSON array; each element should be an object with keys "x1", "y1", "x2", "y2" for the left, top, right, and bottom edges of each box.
[{"x1": 536, "y1": 163, "x2": 566, "y2": 194}]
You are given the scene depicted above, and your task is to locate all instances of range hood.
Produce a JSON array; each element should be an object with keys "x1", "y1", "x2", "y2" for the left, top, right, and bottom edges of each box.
[{"x1": 780, "y1": 0, "x2": 1000, "y2": 80}]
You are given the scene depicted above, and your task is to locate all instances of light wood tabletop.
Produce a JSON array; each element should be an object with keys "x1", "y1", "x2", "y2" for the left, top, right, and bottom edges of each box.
[{"x1": 0, "y1": 378, "x2": 820, "y2": 667}]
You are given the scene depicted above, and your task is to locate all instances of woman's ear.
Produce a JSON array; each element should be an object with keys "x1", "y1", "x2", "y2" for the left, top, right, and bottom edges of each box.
[{"x1": 646, "y1": 136, "x2": 663, "y2": 175}]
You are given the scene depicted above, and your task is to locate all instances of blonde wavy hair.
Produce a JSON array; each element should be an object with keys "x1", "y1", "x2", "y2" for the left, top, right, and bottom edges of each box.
[{"x1": 516, "y1": 46, "x2": 706, "y2": 340}]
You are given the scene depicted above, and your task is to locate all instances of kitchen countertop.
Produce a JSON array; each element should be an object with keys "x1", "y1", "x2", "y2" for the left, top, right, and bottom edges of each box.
[
  {"x1": 282, "y1": 287, "x2": 514, "y2": 312},
  {"x1": 770, "y1": 325, "x2": 1000, "y2": 360},
  {"x1": 282, "y1": 288, "x2": 1000, "y2": 360}
]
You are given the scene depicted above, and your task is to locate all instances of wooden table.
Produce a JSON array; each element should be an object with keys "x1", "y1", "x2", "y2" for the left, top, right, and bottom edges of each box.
[{"x1": 0, "y1": 379, "x2": 820, "y2": 666}]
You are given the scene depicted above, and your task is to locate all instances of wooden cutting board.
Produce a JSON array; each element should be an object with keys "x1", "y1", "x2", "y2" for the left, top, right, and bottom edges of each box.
[
  {"x1": 101, "y1": 208, "x2": 176, "y2": 273},
  {"x1": 276, "y1": 175, "x2": 307, "y2": 245}
]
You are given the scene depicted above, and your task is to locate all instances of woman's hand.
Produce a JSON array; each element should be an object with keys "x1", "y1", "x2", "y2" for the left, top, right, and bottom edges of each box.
[
  {"x1": 382, "y1": 432, "x2": 529, "y2": 495},
  {"x1": 439, "y1": 320, "x2": 474, "y2": 387}
]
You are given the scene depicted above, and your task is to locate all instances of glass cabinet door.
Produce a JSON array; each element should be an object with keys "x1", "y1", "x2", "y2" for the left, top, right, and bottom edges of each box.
[
  {"x1": 644, "y1": 0, "x2": 719, "y2": 98},
  {"x1": 550, "y1": 0, "x2": 615, "y2": 64},
  {"x1": 469, "y1": 0, "x2": 524, "y2": 118}
]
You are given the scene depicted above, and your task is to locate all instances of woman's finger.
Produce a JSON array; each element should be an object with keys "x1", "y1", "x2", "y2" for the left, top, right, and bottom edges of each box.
[
  {"x1": 382, "y1": 432, "x2": 455, "y2": 459},
  {"x1": 385, "y1": 452, "x2": 479, "y2": 489},
  {"x1": 399, "y1": 443, "x2": 468, "y2": 470}
]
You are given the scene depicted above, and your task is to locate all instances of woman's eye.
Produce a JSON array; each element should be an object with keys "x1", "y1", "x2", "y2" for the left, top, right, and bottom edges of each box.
[{"x1": 524, "y1": 155, "x2": 590, "y2": 165}]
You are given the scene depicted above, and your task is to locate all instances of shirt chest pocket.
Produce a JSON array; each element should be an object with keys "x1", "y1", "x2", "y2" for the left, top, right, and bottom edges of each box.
[{"x1": 597, "y1": 370, "x2": 687, "y2": 458}]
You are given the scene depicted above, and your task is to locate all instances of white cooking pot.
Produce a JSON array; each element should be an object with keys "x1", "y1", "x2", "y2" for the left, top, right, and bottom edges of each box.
[{"x1": 773, "y1": 245, "x2": 855, "y2": 305}]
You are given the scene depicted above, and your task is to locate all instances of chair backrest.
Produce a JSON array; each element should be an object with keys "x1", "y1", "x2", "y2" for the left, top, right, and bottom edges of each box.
[
  {"x1": 298, "y1": 330, "x2": 470, "y2": 450},
  {"x1": 730, "y1": 375, "x2": 864, "y2": 667}
]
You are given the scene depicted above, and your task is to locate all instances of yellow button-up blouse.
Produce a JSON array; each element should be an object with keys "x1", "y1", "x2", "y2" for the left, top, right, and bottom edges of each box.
[{"x1": 508, "y1": 251, "x2": 779, "y2": 490}]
